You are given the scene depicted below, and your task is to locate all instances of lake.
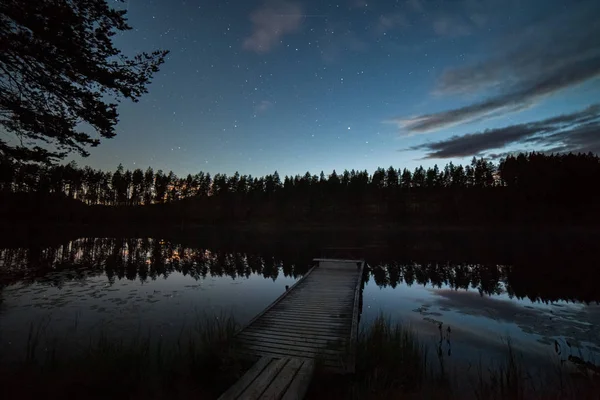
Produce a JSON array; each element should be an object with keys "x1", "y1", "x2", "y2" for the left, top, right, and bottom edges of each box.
[{"x1": 1, "y1": 231, "x2": 599, "y2": 375}]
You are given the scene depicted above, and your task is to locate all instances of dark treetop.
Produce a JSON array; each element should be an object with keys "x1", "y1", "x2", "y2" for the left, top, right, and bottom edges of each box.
[{"x1": 0, "y1": 0, "x2": 167, "y2": 164}]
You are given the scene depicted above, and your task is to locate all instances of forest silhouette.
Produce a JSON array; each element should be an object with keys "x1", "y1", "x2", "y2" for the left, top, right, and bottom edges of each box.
[{"x1": 2, "y1": 152, "x2": 600, "y2": 227}]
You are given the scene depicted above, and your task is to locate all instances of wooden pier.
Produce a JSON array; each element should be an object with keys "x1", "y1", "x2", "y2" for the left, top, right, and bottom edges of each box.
[
  {"x1": 235, "y1": 258, "x2": 365, "y2": 372},
  {"x1": 218, "y1": 259, "x2": 365, "y2": 399}
]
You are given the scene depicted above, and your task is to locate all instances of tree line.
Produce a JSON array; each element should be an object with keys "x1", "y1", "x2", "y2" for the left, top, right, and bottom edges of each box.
[{"x1": 3, "y1": 152, "x2": 598, "y2": 206}]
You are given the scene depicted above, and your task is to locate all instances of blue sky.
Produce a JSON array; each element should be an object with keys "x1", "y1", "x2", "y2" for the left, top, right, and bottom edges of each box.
[{"x1": 74, "y1": 0, "x2": 600, "y2": 177}]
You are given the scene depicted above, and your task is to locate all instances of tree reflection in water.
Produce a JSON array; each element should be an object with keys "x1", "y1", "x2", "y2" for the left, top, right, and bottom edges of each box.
[{"x1": 1, "y1": 236, "x2": 598, "y2": 304}]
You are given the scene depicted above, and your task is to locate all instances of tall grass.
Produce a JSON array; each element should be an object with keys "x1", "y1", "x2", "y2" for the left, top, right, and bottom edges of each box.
[
  {"x1": 308, "y1": 315, "x2": 434, "y2": 399},
  {"x1": 472, "y1": 339, "x2": 529, "y2": 400},
  {"x1": 0, "y1": 313, "x2": 247, "y2": 400},
  {"x1": 310, "y1": 316, "x2": 599, "y2": 400},
  {"x1": 355, "y1": 315, "x2": 427, "y2": 393},
  {"x1": 3, "y1": 314, "x2": 599, "y2": 399}
]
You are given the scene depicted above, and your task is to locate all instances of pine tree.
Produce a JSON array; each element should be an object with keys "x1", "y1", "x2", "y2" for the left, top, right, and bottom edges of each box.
[{"x1": 0, "y1": 0, "x2": 168, "y2": 163}]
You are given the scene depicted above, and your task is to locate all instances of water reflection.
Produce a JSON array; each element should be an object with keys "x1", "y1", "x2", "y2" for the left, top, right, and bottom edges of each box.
[
  {"x1": 0, "y1": 237, "x2": 312, "y2": 286},
  {"x1": 1, "y1": 236, "x2": 599, "y2": 371},
  {"x1": 1, "y1": 237, "x2": 598, "y2": 304}
]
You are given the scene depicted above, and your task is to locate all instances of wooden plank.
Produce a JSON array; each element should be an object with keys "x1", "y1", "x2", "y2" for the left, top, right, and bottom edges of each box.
[
  {"x1": 283, "y1": 291, "x2": 355, "y2": 297},
  {"x1": 246, "y1": 322, "x2": 347, "y2": 335},
  {"x1": 242, "y1": 328, "x2": 346, "y2": 342},
  {"x1": 260, "y1": 314, "x2": 350, "y2": 327},
  {"x1": 243, "y1": 357, "x2": 291, "y2": 400},
  {"x1": 261, "y1": 358, "x2": 304, "y2": 399},
  {"x1": 237, "y1": 335, "x2": 344, "y2": 351},
  {"x1": 312, "y1": 258, "x2": 362, "y2": 263},
  {"x1": 236, "y1": 351, "x2": 343, "y2": 369},
  {"x1": 279, "y1": 286, "x2": 355, "y2": 293},
  {"x1": 293, "y1": 280, "x2": 356, "y2": 284},
  {"x1": 276, "y1": 304, "x2": 353, "y2": 312},
  {"x1": 290, "y1": 288, "x2": 354, "y2": 293},
  {"x1": 263, "y1": 308, "x2": 352, "y2": 323},
  {"x1": 240, "y1": 344, "x2": 342, "y2": 361},
  {"x1": 249, "y1": 323, "x2": 348, "y2": 335},
  {"x1": 237, "y1": 334, "x2": 342, "y2": 348},
  {"x1": 278, "y1": 298, "x2": 354, "y2": 308},
  {"x1": 264, "y1": 312, "x2": 352, "y2": 322},
  {"x1": 292, "y1": 284, "x2": 356, "y2": 289},
  {"x1": 303, "y1": 275, "x2": 358, "y2": 280},
  {"x1": 268, "y1": 306, "x2": 353, "y2": 314},
  {"x1": 281, "y1": 360, "x2": 315, "y2": 400},
  {"x1": 255, "y1": 320, "x2": 349, "y2": 333},
  {"x1": 217, "y1": 356, "x2": 273, "y2": 400},
  {"x1": 264, "y1": 314, "x2": 351, "y2": 324},
  {"x1": 238, "y1": 334, "x2": 338, "y2": 348},
  {"x1": 237, "y1": 345, "x2": 340, "y2": 360},
  {"x1": 251, "y1": 325, "x2": 347, "y2": 337},
  {"x1": 298, "y1": 283, "x2": 355, "y2": 287},
  {"x1": 274, "y1": 307, "x2": 353, "y2": 314},
  {"x1": 289, "y1": 288, "x2": 354, "y2": 292},
  {"x1": 278, "y1": 298, "x2": 354, "y2": 305},
  {"x1": 237, "y1": 339, "x2": 343, "y2": 356},
  {"x1": 272, "y1": 311, "x2": 351, "y2": 318},
  {"x1": 273, "y1": 306, "x2": 353, "y2": 313},
  {"x1": 272, "y1": 305, "x2": 353, "y2": 312},
  {"x1": 284, "y1": 284, "x2": 357, "y2": 290},
  {"x1": 239, "y1": 330, "x2": 343, "y2": 345},
  {"x1": 271, "y1": 305, "x2": 353, "y2": 313},
  {"x1": 347, "y1": 260, "x2": 365, "y2": 374},
  {"x1": 305, "y1": 271, "x2": 358, "y2": 276},
  {"x1": 286, "y1": 285, "x2": 357, "y2": 290},
  {"x1": 304, "y1": 274, "x2": 357, "y2": 279},
  {"x1": 280, "y1": 298, "x2": 353, "y2": 304},
  {"x1": 295, "y1": 284, "x2": 357, "y2": 289},
  {"x1": 232, "y1": 264, "x2": 318, "y2": 337}
]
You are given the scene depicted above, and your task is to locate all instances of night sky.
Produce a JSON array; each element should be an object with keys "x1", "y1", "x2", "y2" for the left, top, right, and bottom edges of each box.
[{"x1": 79, "y1": 0, "x2": 600, "y2": 177}]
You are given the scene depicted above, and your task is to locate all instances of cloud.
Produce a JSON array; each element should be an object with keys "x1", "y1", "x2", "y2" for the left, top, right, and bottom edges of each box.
[
  {"x1": 243, "y1": 1, "x2": 303, "y2": 54},
  {"x1": 432, "y1": 15, "x2": 472, "y2": 37},
  {"x1": 392, "y1": 2, "x2": 600, "y2": 134},
  {"x1": 376, "y1": 13, "x2": 410, "y2": 35},
  {"x1": 406, "y1": 0, "x2": 424, "y2": 13},
  {"x1": 255, "y1": 100, "x2": 273, "y2": 113},
  {"x1": 349, "y1": 0, "x2": 368, "y2": 9},
  {"x1": 408, "y1": 104, "x2": 600, "y2": 159}
]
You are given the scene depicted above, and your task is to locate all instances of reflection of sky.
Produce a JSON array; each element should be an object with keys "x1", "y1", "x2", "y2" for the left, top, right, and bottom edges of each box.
[
  {"x1": 0, "y1": 271, "x2": 297, "y2": 363},
  {"x1": 2, "y1": 264, "x2": 599, "y2": 372},
  {"x1": 360, "y1": 280, "x2": 600, "y2": 369}
]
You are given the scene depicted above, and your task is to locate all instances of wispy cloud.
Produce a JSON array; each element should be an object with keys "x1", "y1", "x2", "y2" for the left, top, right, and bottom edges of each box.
[
  {"x1": 431, "y1": 14, "x2": 471, "y2": 37},
  {"x1": 376, "y1": 13, "x2": 410, "y2": 35},
  {"x1": 255, "y1": 100, "x2": 273, "y2": 113},
  {"x1": 349, "y1": 0, "x2": 368, "y2": 9},
  {"x1": 395, "y1": 56, "x2": 600, "y2": 134},
  {"x1": 406, "y1": 0, "x2": 424, "y2": 13},
  {"x1": 243, "y1": 1, "x2": 303, "y2": 54},
  {"x1": 392, "y1": 2, "x2": 600, "y2": 134},
  {"x1": 407, "y1": 104, "x2": 600, "y2": 159}
]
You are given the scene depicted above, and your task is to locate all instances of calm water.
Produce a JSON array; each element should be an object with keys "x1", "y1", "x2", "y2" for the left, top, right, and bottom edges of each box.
[{"x1": 1, "y1": 234, "x2": 599, "y2": 372}]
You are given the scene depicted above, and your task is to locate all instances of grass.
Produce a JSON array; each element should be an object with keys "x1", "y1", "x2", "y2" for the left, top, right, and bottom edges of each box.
[
  {"x1": 0, "y1": 313, "x2": 249, "y2": 400},
  {"x1": 354, "y1": 315, "x2": 428, "y2": 394},
  {"x1": 2, "y1": 314, "x2": 599, "y2": 399},
  {"x1": 308, "y1": 315, "x2": 436, "y2": 399},
  {"x1": 308, "y1": 315, "x2": 600, "y2": 400}
]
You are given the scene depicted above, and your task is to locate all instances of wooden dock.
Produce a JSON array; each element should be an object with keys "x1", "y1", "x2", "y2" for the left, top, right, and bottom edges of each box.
[
  {"x1": 218, "y1": 357, "x2": 315, "y2": 400},
  {"x1": 234, "y1": 258, "x2": 365, "y2": 373}
]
